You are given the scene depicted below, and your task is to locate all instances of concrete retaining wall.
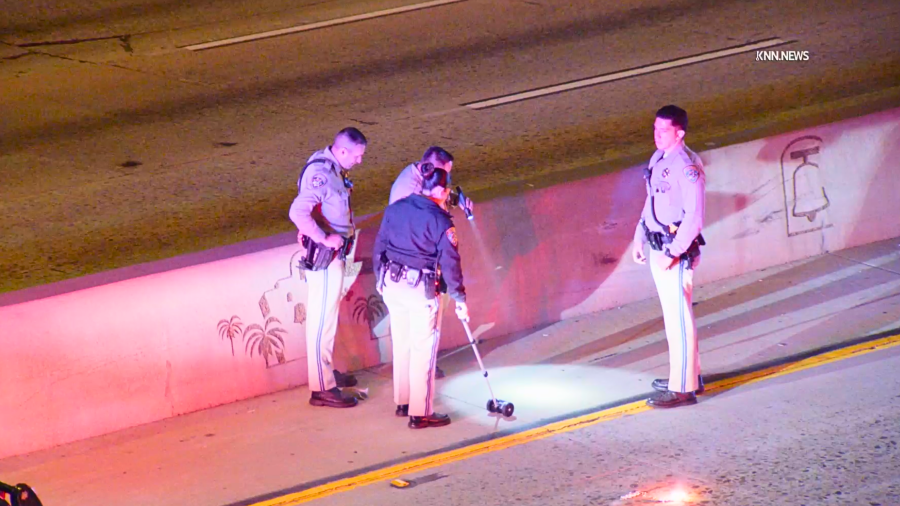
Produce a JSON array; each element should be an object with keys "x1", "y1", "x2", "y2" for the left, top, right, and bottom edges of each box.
[{"x1": 1, "y1": 107, "x2": 898, "y2": 459}]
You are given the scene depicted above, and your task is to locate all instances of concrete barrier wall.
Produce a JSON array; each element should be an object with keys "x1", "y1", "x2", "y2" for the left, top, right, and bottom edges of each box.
[{"x1": 1, "y1": 107, "x2": 898, "y2": 459}]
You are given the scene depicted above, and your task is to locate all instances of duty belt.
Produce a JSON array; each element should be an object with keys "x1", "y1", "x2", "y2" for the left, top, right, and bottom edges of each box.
[
  {"x1": 385, "y1": 260, "x2": 432, "y2": 286},
  {"x1": 641, "y1": 219, "x2": 706, "y2": 262},
  {"x1": 641, "y1": 219, "x2": 676, "y2": 252},
  {"x1": 381, "y1": 260, "x2": 440, "y2": 299},
  {"x1": 298, "y1": 234, "x2": 354, "y2": 271}
]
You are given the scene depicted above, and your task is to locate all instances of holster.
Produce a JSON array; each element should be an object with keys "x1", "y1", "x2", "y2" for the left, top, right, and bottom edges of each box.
[
  {"x1": 299, "y1": 235, "x2": 354, "y2": 271},
  {"x1": 642, "y1": 219, "x2": 706, "y2": 268},
  {"x1": 0, "y1": 481, "x2": 43, "y2": 506}
]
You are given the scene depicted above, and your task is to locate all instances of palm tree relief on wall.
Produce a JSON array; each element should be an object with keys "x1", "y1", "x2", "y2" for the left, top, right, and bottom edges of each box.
[
  {"x1": 353, "y1": 294, "x2": 388, "y2": 340},
  {"x1": 243, "y1": 317, "x2": 287, "y2": 367},
  {"x1": 781, "y1": 135, "x2": 833, "y2": 237},
  {"x1": 216, "y1": 230, "x2": 365, "y2": 368},
  {"x1": 217, "y1": 316, "x2": 243, "y2": 356}
]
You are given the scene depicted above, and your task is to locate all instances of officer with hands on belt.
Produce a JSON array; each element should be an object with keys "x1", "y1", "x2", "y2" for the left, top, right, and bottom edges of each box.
[
  {"x1": 289, "y1": 127, "x2": 367, "y2": 409},
  {"x1": 373, "y1": 164, "x2": 468, "y2": 429},
  {"x1": 632, "y1": 105, "x2": 707, "y2": 409}
]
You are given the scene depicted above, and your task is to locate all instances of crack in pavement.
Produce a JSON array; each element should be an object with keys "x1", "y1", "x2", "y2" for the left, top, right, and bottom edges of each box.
[
  {"x1": 3, "y1": 47, "x2": 215, "y2": 87},
  {"x1": 17, "y1": 34, "x2": 131, "y2": 47},
  {"x1": 827, "y1": 251, "x2": 900, "y2": 276}
]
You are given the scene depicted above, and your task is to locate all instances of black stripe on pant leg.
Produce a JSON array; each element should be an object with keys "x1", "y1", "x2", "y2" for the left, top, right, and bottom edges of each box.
[
  {"x1": 424, "y1": 303, "x2": 440, "y2": 415},
  {"x1": 678, "y1": 261, "x2": 688, "y2": 392},
  {"x1": 316, "y1": 269, "x2": 329, "y2": 390}
]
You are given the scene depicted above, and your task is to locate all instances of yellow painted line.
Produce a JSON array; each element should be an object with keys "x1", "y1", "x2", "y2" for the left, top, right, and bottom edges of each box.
[
  {"x1": 249, "y1": 332, "x2": 900, "y2": 505},
  {"x1": 705, "y1": 333, "x2": 900, "y2": 394}
]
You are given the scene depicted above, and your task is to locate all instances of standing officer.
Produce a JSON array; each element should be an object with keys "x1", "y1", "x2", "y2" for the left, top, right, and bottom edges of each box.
[
  {"x1": 388, "y1": 146, "x2": 471, "y2": 380},
  {"x1": 632, "y1": 105, "x2": 706, "y2": 409},
  {"x1": 390, "y1": 146, "x2": 453, "y2": 205},
  {"x1": 289, "y1": 127, "x2": 367, "y2": 409},
  {"x1": 373, "y1": 165, "x2": 469, "y2": 429}
]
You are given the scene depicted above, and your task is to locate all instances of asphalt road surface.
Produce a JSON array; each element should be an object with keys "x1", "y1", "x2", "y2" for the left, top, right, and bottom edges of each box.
[
  {"x1": 2, "y1": 0, "x2": 899, "y2": 292},
  {"x1": 309, "y1": 342, "x2": 900, "y2": 506}
]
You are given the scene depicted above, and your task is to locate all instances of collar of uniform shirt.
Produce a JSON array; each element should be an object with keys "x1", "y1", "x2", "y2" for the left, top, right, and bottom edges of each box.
[
  {"x1": 661, "y1": 140, "x2": 686, "y2": 160},
  {"x1": 323, "y1": 146, "x2": 343, "y2": 171}
]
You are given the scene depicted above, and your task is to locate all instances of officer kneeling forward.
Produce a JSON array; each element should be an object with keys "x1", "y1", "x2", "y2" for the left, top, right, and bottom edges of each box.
[{"x1": 373, "y1": 164, "x2": 468, "y2": 429}]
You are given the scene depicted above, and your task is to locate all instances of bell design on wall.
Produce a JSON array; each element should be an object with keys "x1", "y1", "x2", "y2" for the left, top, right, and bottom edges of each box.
[
  {"x1": 790, "y1": 145, "x2": 830, "y2": 222},
  {"x1": 781, "y1": 135, "x2": 832, "y2": 237}
]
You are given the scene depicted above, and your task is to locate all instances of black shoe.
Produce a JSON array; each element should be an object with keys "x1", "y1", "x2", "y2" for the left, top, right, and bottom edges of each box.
[
  {"x1": 310, "y1": 387, "x2": 358, "y2": 408},
  {"x1": 396, "y1": 404, "x2": 409, "y2": 417},
  {"x1": 651, "y1": 375, "x2": 704, "y2": 394},
  {"x1": 647, "y1": 390, "x2": 697, "y2": 408},
  {"x1": 408, "y1": 412, "x2": 451, "y2": 429},
  {"x1": 334, "y1": 370, "x2": 358, "y2": 388}
]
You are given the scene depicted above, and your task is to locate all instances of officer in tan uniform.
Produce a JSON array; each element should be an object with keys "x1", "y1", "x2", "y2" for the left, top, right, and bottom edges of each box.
[
  {"x1": 388, "y1": 147, "x2": 471, "y2": 380},
  {"x1": 632, "y1": 105, "x2": 706, "y2": 409},
  {"x1": 391, "y1": 147, "x2": 453, "y2": 204},
  {"x1": 374, "y1": 165, "x2": 468, "y2": 429},
  {"x1": 289, "y1": 127, "x2": 367, "y2": 408}
]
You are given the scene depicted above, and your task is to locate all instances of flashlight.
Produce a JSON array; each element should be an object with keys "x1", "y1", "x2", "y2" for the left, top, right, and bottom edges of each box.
[{"x1": 455, "y1": 186, "x2": 474, "y2": 220}]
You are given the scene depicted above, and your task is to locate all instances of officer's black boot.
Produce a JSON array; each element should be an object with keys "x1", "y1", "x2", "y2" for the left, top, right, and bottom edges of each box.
[
  {"x1": 408, "y1": 412, "x2": 451, "y2": 429},
  {"x1": 646, "y1": 390, "x2": 697, "y2": 409},
  {"x1": 651, "y1": 375, "x2": 704, "y2": 394},
  {"x1": 334, "y1": 369, "x2": 358, "y2": 388},
  {"x1": 310, "y1": 387, "x2": 358, "y2": 408},
  {"x1": 396, "y1": 404, "x2": 409, "y2": 417}
]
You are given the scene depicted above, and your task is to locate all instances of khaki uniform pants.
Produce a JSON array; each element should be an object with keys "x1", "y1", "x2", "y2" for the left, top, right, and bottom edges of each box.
[
  {"x1": 649, "y1": 249, "x2": 701, "y2": 393},
  {"x1": 383, "y1": 278, "x2": 441, "y2": 417},
  {"x1": 305, "y1": 259, "x2": 345, "y2": 392}
]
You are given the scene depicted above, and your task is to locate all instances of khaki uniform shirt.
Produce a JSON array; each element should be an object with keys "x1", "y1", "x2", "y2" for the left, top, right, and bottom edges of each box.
[
  {"x1": 289, "y1": 147, "x2": 354, "y2": 244},
  {"x1": 389, "y1": 163, "x2": 422, "y2": 205},
  {"x1": 634, "y1": 143, "x2": 706, "y2": 257}
]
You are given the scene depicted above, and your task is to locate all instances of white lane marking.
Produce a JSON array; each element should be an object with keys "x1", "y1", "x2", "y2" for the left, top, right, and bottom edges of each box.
[
  {"x1": 183, "y1": 0, "x2": 467, "y2": 51},
  {"x1": 463, "y1": 38, "x2": 792, "y2": 110}
]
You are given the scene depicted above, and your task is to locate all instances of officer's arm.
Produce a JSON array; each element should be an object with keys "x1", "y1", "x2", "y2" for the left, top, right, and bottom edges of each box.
[
  {"x1": 633, "y1": 195, "x2": 651, "y2": 245},
  {"x1": 289, "y1": 173, "x2": 329, "y2": 243},
  {"x1": 669, "y1": 166, "x2": 705, "y2": 256},
  {"x1": 437, "y1": 224, "x2": 466, "y2": 303}
]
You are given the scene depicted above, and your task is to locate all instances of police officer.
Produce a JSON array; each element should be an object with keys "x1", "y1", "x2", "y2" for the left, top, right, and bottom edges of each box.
[
  {"x1": 289, "y1": 127, "x2": 367, "y2": 408},
  {"x1": 388, "y1": 146, "x2": 472, "y2": 380},
  {"x1": 632, "y1": 105, "x2": 706, "y2": 409},
  {"x1": 374, "y1": 165, "x2": 468, "y2": 429},
  {"x1": 391, "y1": 146, "x2": 455, "y2": 205}
]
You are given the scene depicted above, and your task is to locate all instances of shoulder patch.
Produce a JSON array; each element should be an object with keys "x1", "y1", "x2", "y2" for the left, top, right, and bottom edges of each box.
[
  {"x1": 446, "y1": 227, "x2": 458, "y2": 247},
  {"x1": 311, "y1": 174, "x2": 327, "y2": 189},
  {"x1": 683, "y1": 165, "x2": 700, "y2": 183}
]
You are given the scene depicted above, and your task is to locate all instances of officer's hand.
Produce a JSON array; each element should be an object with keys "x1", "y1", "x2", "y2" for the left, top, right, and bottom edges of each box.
[
  {"x1": 463, "y1": 197, "x2": 474, "y2": 213},
  {"x1": 455, "y1": 302, "x2": 469, "y2": 322},
  {"x1": 632, "y1": 242, "x2": 647, "y2": 264},
  {"x1": 323, "y1": 234, "x2": 344, "y2": 249},
  {"x1": 655, "y1": 251, "x2": 677, "y2": 271}
]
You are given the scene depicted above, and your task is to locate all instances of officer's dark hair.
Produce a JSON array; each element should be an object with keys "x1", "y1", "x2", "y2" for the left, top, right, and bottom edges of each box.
[
  {"x1": 420, "y1": 163, "x2": 449, "y2": 192},
  {"x1": 655, "y1": 105, "x2": 688, "y2": 132},
  {"x1": 421, "y1": 146, "x2": 454, "y2": 166},
  {"x1": 336, "y1": 127, "x2": 367, "y2": 146}
]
